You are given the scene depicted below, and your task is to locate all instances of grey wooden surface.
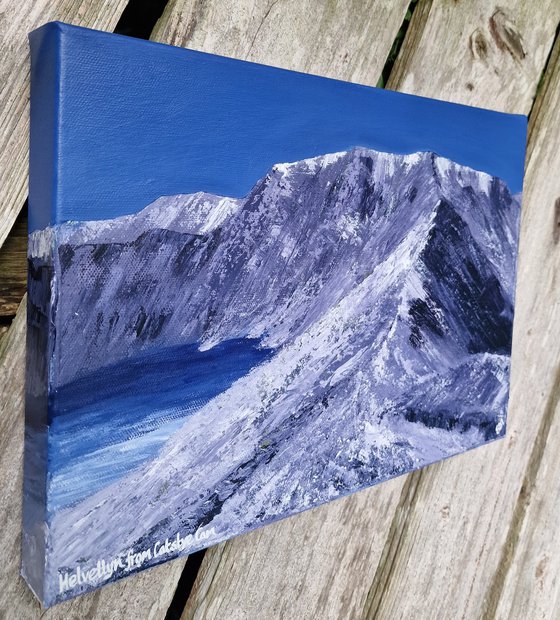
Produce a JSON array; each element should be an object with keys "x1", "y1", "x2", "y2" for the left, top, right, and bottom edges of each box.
[{"x1": 1, "y1": 1, "x2": 559, "y2": 618}]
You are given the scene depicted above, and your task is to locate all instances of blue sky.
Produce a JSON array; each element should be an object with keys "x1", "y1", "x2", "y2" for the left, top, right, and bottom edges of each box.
[{"x1": 31, "y1": 23, "x2": 527, "y2": 231}]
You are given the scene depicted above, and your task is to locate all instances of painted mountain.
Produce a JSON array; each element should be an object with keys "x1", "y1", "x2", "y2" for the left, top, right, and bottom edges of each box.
[{"x1": 29, "y1": 147, "x2": 519, "y2": 603}]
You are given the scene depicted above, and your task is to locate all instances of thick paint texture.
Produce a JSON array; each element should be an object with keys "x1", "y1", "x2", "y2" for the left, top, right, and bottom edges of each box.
[{"x1": 24, "y1": 22, "x2": 526, "y2": 607}]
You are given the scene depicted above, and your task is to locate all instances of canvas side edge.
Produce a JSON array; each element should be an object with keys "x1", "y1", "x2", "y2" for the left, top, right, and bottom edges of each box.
[{"x1": 21, "y1": 22, "x2": 63, "y2": 607}]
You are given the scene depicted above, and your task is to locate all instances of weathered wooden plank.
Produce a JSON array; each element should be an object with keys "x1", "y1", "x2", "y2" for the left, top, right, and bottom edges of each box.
[
  {"x1": 0, "y1": 209, "x2": 27, "y2": 317},
  {"x1": 152, "y1": 0, "x2": 411, "y2": 80},
  {"x1": 183, "y1": 478, "x2": 409, "y2": 620},
  {"x1": 361, "y1": 4, "x2": 560, "y2": 619},
  {"x1": 490, "y1": 36, "x2": 560, "y2": 620},
  {"x1": 494, "y1": 376, "x2": 560, "y2": 620},
  {"x1": 0, "y1": 298, "x2": 188, "y2": 617},
  {"x1": 177, "y1": 2, "x2": 560, "y2": 619},
  {"x1": 0, "y1": 0, "x2": 129, "y2": 252},
  {"x1": 0, "y1": 326, "x2": 9, "y2": 344},
  {"x1": 388, "y1": 0, "x2": 559, "y2": 113}
]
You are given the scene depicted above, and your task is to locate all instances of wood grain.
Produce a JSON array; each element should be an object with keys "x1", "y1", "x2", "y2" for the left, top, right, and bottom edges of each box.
[
  {"x1": 492, "y1": 35, "x2": 560, "y2": 620},
  {"x1": 495, "y1": 368, "x2": 560, "y2": 620},
  {"x1": 362, "y1": 3, "x2": 560, "y2": 616},
  {"x1": 0, "y1": 209, "x2": 27, "y2": 317},
  {"x1": 0, "y1": 298, "x2": 188, "y2": 618},
  {"x1": 177, "y1": 2, "x2": 560, "y2": 619},
  {"x1": 389, "y1": 0, "x2": 560, "y2": 113},
  {"x1": 182, "y1": 478, "x2": 409, "y2": 620},
  {"x1": 0, "y1": 0, "x2": 129, "y2": 252},
  {"x1": 152, "y1": 0, "x2": 411, "y2": 81}
]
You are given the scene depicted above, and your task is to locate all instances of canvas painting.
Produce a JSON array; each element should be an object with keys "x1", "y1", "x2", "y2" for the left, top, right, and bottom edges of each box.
[{"x1": 23, "y1": 22, "x2": 527, "y2": 606}]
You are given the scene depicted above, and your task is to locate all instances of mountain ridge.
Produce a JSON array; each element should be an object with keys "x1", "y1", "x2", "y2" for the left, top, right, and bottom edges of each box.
[
  {"x1": 29, "y1": 147, "x2": 510, "y2": 245},
  {"x1": 39, "y1": 146, "x2": 520, "y2": 600},
  {"x1": 32, "y1": 146, "x2": 518, "y2": 385}
]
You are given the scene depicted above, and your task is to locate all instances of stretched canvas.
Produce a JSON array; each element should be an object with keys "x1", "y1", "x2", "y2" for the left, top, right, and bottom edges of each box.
[{"x1": 23, "y1": 22, "x2": 527, "y2": 606}]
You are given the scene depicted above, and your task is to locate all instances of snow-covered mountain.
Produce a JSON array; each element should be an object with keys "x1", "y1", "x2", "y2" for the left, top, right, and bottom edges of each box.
[
  {"x1": 57, "y1": 191, "x2": 242, "y2": 245},
  {"x1": 35, "y1": 147, "x2": 521, "y2": 602},
  {"x1": 32, "y1": 147, "x2": 518, "y2": 386}
]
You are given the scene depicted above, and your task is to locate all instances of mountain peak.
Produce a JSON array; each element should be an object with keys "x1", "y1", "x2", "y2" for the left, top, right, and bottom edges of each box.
[
  {"x1": 265, "y1": 147, "x2": 499, "y2": 195},
  {"x1": 140, "y1": 192, "x2": 243, "y2": 235}
]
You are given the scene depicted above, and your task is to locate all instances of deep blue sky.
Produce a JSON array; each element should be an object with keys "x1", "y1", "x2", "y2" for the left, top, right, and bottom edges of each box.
[{"x1": 31, "y1": 23, "x2": 527, "y2": 231}]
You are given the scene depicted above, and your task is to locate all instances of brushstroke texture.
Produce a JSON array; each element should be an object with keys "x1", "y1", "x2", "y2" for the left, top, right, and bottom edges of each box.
[{"x1": 28, "y1": 147, "x2": 520, "y2": 603}]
